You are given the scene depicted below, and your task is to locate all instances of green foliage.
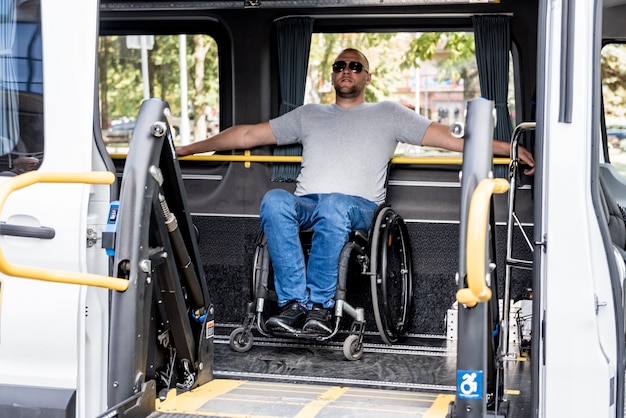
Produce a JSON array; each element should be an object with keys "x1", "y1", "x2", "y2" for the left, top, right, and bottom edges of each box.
[
  {"x1": 602, "y1": 44, "x2": 626, "y2": 121},
  {"x1": 403, "y1": 32, "x2": 475, "y2": 81},
  {"x1": 98, "y1": 34, "x2": 219, "y2": 136},
  {"x1": 98, "y1": 37, "x2": 144, "y2": 123}
]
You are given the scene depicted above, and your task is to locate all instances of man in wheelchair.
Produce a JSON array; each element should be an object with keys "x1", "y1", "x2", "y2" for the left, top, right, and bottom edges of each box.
[{"x1": 176, "y1": 48, "x2": 535, "y2": 337}]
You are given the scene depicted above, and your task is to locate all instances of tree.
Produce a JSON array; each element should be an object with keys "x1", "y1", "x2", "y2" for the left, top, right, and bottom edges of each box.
[
  {"x1": 191, "y1": 34, "x2": 219, "y2": 140},
  {"x1": 602, "y1": 44, "x2": 626, "y2": 123},
  {"x1": 98, "y1": 36, "x2": 145, "y2": 129},
  {"x1": 99, "y1": 34, "x2": 219, "y2": 141},
  {"x1": 403, "y1": 32, "x2": 479, "y2": 101}
]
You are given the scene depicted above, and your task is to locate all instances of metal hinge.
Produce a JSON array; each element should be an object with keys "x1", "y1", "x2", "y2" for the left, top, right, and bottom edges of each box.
[
  {"x1": 595, "y1": 294, "x2": 608, "y2": 314},
  {"x1": 535, "y1": 234, "x2": 547, "y2": 252},
  {"x1": 87, "y1": 227, "x2": 99, "y2": 248}
]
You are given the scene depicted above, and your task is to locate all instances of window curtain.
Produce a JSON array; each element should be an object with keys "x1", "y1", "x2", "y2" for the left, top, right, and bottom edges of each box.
[
  {"x1": 0, "y1": 0, "x2": 20, "y2": 156},
  {"x1": 271, "y1": 17, "x2": 313, "y2": 182},
  {"x1": 472, "y1": 15, "x2": 512, "y2": 179}
]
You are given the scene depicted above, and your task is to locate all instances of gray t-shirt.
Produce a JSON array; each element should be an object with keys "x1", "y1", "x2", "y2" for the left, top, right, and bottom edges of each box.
[{"x1": 269, "y1": 101, "x2": 432, "y2": 204}]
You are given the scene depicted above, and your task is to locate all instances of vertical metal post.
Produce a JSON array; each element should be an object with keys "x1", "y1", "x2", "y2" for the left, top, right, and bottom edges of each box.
[
  {"x1": 453, "y1": 98, "x2": 495, "y2": 418},
  {"x1": 179, "y1": 34, "x2": 191, "y2": 145},
  {"x1": 140, "y1": 36, "x2": 151, "y2": 100}
]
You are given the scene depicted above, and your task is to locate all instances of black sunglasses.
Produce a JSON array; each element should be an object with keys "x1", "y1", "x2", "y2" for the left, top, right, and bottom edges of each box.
[{"x1": 332, "y1": 60, "x2": 368, "y2": 74}]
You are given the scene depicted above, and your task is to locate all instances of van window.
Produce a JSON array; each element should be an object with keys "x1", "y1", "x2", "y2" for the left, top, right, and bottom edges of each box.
[
  {"x1": 98, "y1": 34, "x2": 219, "y2": 154},
  {"x1": 602, "y1": 43, "x2": 626, "y2": 176},
  {"x1": 0, "y1": 0, "x2": 44, "y2": 176}
]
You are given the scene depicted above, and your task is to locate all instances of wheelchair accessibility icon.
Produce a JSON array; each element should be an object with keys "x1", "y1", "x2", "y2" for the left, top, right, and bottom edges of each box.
[{"x1": 457, "y1": 370, "x2": 483, "y2": 400}]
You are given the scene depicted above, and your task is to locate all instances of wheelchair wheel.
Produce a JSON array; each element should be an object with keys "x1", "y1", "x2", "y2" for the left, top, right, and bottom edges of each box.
[
  {"x1": 369, "y1": 206, "x2": 413, "y2": 344},
  {"x1": 342, "y1": 334, "x2": 364, "y2": 361},
  {"x1": 229, "y1": 327, "x2": 254, "y2": 353},
  {"x1": 251, "y1": 231, "x2": 272, "y2": 300}
]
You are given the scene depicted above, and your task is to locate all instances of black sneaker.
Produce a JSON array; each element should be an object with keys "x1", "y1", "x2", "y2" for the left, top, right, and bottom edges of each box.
[
  {"x1": 265, "y1": 301, "x2": 307, "y2": 333},
  {"x1": 302, "y1": 303, "x2": 332, "y2": 335}
]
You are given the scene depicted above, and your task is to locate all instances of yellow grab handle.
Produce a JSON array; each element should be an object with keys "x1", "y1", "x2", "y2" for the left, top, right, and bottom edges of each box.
[
  {"x1": 456, "y1": 178, "x2": 509, "y2": 307},
  {"x1": 0, "y1": 171, "x2": 129, "y2": 291}
]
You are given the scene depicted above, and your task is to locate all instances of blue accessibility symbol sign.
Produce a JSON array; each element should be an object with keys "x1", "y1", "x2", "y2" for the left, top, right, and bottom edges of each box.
[{"x1": 457, "y1": 370, "x2": 483, "y2": 400}]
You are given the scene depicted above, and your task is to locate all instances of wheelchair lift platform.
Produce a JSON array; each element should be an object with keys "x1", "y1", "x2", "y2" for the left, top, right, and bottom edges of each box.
[
  {"x1": 147, "y1": 327, "x2": 532, "y2": 418},
  {"x1": 153, "y1": 380, "x2": 453, "y2": 418}
]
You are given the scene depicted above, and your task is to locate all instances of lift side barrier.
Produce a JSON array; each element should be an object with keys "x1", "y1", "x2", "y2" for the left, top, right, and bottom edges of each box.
[
  {"x1": 448, "y1": 98, "x2": 506, "y2": 418},
  {"x1": 104, "y1": 99, "x2": 214, "y2": 416}
]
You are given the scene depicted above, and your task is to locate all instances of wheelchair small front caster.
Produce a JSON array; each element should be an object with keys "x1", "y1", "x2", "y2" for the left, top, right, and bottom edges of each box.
[
  {"x1": 229, "y1": 326, "x2": 254, "y2": 353},
  {"x1": 342, "y1": 334, "x2": 363, "y2": 361}
]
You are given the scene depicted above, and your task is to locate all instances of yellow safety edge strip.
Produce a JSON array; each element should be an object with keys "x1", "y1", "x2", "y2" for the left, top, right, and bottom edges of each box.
[
  {"x1": 294, "y1": 386, "x2": 349, "y2": 418},
  {"x1": 0, "y1": 171, "x2": 129, "y2": 292},
  {"x1": 110, "y1": 153, "x2": 511, "y2": 166},
  {"x1": 456, "y1": 178, "x2": 509, "y2": 307},
  {"x1": 157, "y1": 379, "x2": 247, "y2": 412},
  {"x1": 424, "y1": 394, "x2": 456, "y2": 418}
]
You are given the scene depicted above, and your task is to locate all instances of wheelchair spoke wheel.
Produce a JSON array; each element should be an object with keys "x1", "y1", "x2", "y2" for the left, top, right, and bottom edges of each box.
[
  {"x1": 370, "y1": 207, "x2": 413, "y2": 344},
  {"x1": 251, "y1": 231, "x2": 273, "y2": 300}
]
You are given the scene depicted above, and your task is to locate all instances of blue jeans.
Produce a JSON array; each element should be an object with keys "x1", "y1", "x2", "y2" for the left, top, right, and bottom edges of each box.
[{"x1": 260, "y1": 190, "x2": 378, "y2": 310}]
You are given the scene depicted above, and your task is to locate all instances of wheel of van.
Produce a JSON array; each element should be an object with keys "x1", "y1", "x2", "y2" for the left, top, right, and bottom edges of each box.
[{"x1": 369, "y1": 207, "x2": 413, "y2": 344}]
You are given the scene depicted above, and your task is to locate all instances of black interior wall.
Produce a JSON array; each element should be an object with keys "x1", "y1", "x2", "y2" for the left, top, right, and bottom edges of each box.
[{"x1": 196, "y1": 215, "x2": 533, "y2": 336}]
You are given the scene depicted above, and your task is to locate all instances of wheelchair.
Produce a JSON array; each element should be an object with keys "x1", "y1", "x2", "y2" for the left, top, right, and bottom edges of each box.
[{"x1": 228, "y1": 204, "x2": 414, "y2": 360}]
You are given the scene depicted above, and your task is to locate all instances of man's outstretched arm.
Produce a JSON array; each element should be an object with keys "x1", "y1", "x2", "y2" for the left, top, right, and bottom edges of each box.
[
  {"x1": 421, "y1": 123, "x2": 536, "y2": 176},
  {"x1": 176, "y1": 121, "x2": 277, "y2": 156}
]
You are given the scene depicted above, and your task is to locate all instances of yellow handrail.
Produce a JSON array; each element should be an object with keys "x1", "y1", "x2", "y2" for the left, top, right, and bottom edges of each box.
[
  {"x1": 110, "y1": 153, "x2": 511, "y2": 166},
  {"x1": 456, "y1": 178, "x2": 509, "y2": 307},
  {"x1": 0, "y1": 171, "x2": 129, "y2": 292}
]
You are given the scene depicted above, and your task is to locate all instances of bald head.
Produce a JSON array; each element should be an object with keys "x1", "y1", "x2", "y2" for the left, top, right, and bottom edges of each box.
[{"x1": 335, "y1": 48, "x2": 370, "y2": 73}]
